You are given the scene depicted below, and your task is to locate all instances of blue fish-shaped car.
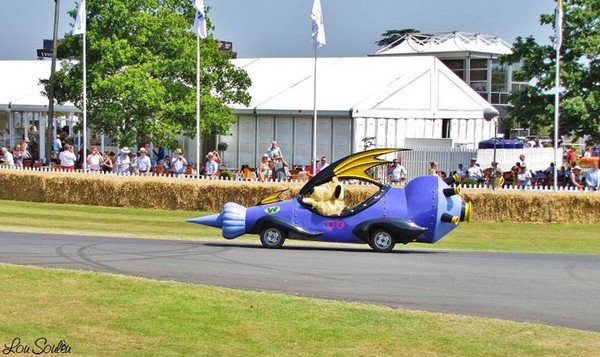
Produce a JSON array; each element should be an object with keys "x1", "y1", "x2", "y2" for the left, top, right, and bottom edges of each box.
[{"x1": 187, "y1": 149, "x2": 471, "y2": 252}]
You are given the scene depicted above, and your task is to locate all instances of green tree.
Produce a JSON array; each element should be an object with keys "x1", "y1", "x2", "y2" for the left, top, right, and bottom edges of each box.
[
  {"x1": 374, "y1": 28, "x2": 421, "y2": 48},
  {"x1": 502, "y1": 0, "x2": 600, "y2": 143},
  {"x1": 45, "y1": 0, "x2": 251, "y2": 149}
]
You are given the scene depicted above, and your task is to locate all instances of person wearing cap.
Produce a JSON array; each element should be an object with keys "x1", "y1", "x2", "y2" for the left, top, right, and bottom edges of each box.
[
  {"x1": 516, "y1": 164, "x2": 532, "y2": 188},
  {"x1": 584, "y1": 160, "x2": 599, "y2": 191},
  {"x1": 257, "y1": 153, "x2": 270, "y2": 181},
  {"x1": 488, "y1": 161, "x2": 504, "y2": 188},
  {"x1": 567, "y1": 165, "x2": 584, "y2": 190},
  {"x1": 466, "y1": 157, "x2": 484, "y2": 183},
  {"x1": 171, "y1": 148, "x2": 188, "y2": 177},
  {"x1": 129, "y1": 152, "x2": 139, "y2": 175},
  {"x1": 115, "y1": 147, "x2": 131, "y2": 175},
  {"x1": 136, "y1": 148, "x2": 152, "y2": 175},
  {"x1": 270, "y1": 152, "x2": 289, "y2": 181},
  {"x1": 204, "y1": 152, "x2": 218, "y2": 178},
  {"x1": 209, "y1": 150, "x2": 221, "y2": 164}
]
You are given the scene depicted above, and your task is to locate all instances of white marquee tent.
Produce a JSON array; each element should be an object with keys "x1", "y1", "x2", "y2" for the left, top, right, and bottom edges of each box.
[
  {"x1": 216, "y1": 56, "x2": 494, "y2": 169},
  {"x1": 0, "y1": 60, "x2": 78, "y2": 153},
  {"x1": 0, "y1": 60, "x2": 77, "y2": 112}
]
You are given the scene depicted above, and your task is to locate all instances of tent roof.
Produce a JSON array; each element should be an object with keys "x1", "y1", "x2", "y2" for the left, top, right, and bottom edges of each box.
[
  {"x1": 0, "y1": 60, "x2": 78, "y2": 112},
  {"x1": 232, "y1": 56, "x2": 491, "y2": 119},
  {"x1": 373, "y1": 32, "x2": 513, "y2": 58}
]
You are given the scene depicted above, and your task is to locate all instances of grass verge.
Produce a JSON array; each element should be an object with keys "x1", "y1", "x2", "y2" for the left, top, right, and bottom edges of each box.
[
  {"x1": 0, "y1": 200, "x2": 598, "y2": 254},
  {"x1": 0, "y1": 264, "x2": 598, "y2": 356}
]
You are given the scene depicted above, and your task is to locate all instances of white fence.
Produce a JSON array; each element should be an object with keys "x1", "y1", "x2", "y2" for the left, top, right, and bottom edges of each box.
[
  {"x1": 1, "y1": 165, "x2": 595, "y2": 193},
  {"x1": 399, "y1": 147, "x2": 562, "y2": 178}
]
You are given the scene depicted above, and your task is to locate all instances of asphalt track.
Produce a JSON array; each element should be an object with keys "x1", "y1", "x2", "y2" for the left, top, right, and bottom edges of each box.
[{"x1": 1, "y1": 231, "x2": 599, "y2": 332}]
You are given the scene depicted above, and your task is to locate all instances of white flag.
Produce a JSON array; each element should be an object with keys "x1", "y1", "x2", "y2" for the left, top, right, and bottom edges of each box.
[
  {"x1": 555, "y1": 0, "x2": 564, "y2": 49},
  {"x1": 71, "y1": 0, "x2": 86, "y2": 35},
  {"x1": 193, "y1": 0, "x2": 207, "y2": 38},
  {"x1": 311, "y1": 0, "x2": 326, "y2": 49}
]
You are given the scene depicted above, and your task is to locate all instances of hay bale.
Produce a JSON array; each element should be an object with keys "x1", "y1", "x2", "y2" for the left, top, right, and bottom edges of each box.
[{"x1": 1, "y1": 170, "x2": 599, "y2": 223}]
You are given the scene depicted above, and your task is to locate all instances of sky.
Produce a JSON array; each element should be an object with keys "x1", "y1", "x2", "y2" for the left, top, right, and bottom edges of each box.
[{"x1": 0, "y1": 0, "x2": 555, "y2": 60}]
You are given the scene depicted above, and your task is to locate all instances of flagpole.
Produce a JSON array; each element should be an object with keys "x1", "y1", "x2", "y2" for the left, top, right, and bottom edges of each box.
[
  {"x1": 553, "y1": 46, "x2": 560, "y2": 191},
  {"x1": 310, "y1": 0, "x2": 325, "y2": 175},
  {"x1": 553, "y1": 0, "x2": 563, "y2": 191},
  {"x1": 312, "y1": 48, "x2": 318, "y2": 176},
  {"x1": 82, "y1": 30, "x2": 87, "y2": 172},
  {"x1": 196, "y1": 33, "x2": 201, "y2": 179}
]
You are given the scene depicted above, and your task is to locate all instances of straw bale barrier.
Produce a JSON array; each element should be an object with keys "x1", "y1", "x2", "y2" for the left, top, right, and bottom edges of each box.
[{"x1": 1, "y1": 170, "x2": 599, "y2": 224}]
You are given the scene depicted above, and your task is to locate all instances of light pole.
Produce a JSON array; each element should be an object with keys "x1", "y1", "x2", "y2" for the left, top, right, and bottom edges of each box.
[
  {"x1": 46, "y1": 0, "x2": 60, "y2": 164},
  {"x1": 483, "y1": 107, "x2": 500, "y2": 190}
]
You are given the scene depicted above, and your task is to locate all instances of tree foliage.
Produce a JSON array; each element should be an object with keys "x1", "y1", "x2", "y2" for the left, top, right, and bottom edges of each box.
[
  {"x1": 502, "y1": 0, "x2": 600, "y2": 142},
  {"x1": 374, "y1": 28, "x2": 421, "y2": 48},
  {"x1": 45, "y1": 0, "x2": 251, "y2": 149}
]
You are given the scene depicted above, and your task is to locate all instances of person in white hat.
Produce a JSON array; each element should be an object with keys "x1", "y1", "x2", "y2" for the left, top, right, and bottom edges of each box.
[
  {"x1": 257, "y1": 153, "x2": 270, "y2": 181},
  {"x1": 170, "y1": 148, "x2": 188, "y2": 177},
  {"x1": 567, "y1": 165, "x2": 584, "y2": 190},
  {"x1": 136, "y1": 147, "x2": 152, "y2": 175},
  {"x1": 204, "y1": 152, "x2": 218, "y2": 178},
  {"x1": 115, "y1": 147, "x2": 131, "y2": 175},
  {"x1": 466, "y1": 157, "x2": 484, "y2": 183}
]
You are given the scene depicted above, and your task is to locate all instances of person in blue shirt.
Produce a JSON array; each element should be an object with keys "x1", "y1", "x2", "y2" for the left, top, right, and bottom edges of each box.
[
  {"x1": 585, "y1": 161, "x2": 600, "y2": 191},
  {"x1": 115, "y1": 147, "x2": 131, "y2": 175}
]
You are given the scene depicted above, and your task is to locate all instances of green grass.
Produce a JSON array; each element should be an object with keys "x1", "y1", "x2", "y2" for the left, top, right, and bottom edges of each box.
[
  {"x1": 1, "y1": 199, "x2": 599, "y2": 355},
  {"x1": 436, "y1": 221, "x2": 600, "y2": 254},
  {"x1": 0, "y1": 199, "x2": 598, "y2": 254},
  {"x1": 0, "y1": 263, "x2": 598, "y2": 356}
]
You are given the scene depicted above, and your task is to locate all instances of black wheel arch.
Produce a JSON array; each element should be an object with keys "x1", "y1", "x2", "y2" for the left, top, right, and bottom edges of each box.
[
  {"x1": 353, "y1": 218, "x2": 427, "y2": 244},
  {"x1": 249, "y1": 215, "x2": 323, "y2": 238}
]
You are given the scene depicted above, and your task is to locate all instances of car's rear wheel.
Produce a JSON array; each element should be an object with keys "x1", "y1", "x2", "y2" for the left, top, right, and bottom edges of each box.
[
  {"x1": 260, "y1": 227, "x2": 286, "y2": 248},
  {"x1": 368, "y1": 229, "x2": 396, "y2": 253}
]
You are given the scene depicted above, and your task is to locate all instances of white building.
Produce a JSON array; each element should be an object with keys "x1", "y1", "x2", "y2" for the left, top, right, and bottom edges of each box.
[
  {"x1": 372, "y1": 31, "x2": 527, "y2": 116},
  {"x1": 0, "y1": 60, "x2": 78, "y2": 157},
  {"x1": 214, "y1": 55, "x2": 494, "y2": 169}
]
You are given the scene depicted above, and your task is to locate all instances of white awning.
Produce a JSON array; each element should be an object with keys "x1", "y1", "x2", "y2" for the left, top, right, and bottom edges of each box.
[{"x1": 0, "y1": 60, "x2": 78, "y2": 112}]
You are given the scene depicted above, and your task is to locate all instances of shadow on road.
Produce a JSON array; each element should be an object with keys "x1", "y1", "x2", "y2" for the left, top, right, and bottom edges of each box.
[{"x1": 203, "y1": 242, "x2": 442, "y2": 255}]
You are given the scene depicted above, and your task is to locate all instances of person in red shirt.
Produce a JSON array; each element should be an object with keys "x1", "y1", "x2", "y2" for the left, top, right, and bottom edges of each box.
[
  {"x1": 306, "y1": 160, "x2": 318, "y2": 179},
  {"x1": 567, "y1": 147, "x2": 576, "y2": 166}
]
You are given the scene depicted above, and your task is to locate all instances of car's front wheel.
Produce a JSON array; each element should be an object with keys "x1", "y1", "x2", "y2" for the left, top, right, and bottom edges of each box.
[
  {"x1": 260, "y1": 227, "x2": 286, "y2": 249},
  {"x1": 368, "y1": 229, "x2": 396, "y2": 253}
]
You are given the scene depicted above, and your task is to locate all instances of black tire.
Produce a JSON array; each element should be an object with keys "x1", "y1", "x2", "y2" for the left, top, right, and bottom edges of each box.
[
  {"x1": 368, "y1": 229, "x2": 396, "y2": 253},
  {"x1": 259, "y1": 227, "x2": 286, "y2": 249}
]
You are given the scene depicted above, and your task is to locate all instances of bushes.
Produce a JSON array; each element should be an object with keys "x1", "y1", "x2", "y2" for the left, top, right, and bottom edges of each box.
[
  {"x1": 219, "y1": 170, "x2": 234, "y2": 180},
  {"x1": 0, "y1": 170, "x2": 599, "y2": 223}
]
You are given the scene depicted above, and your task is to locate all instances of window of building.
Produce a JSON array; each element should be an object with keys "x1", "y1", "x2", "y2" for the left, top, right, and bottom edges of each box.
[
  {"x1": 441, "y1": 118, "x2": 451, "y2": 139},
  {"x1": 491, "y1": 60, "x2": 508, "y2": 92},
  {"x1": 441, "y1": 59, "x2": 465, "y2": 80},
  {"x1": 469, "y1": 58, "x2": 488, "y2": 96}
]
